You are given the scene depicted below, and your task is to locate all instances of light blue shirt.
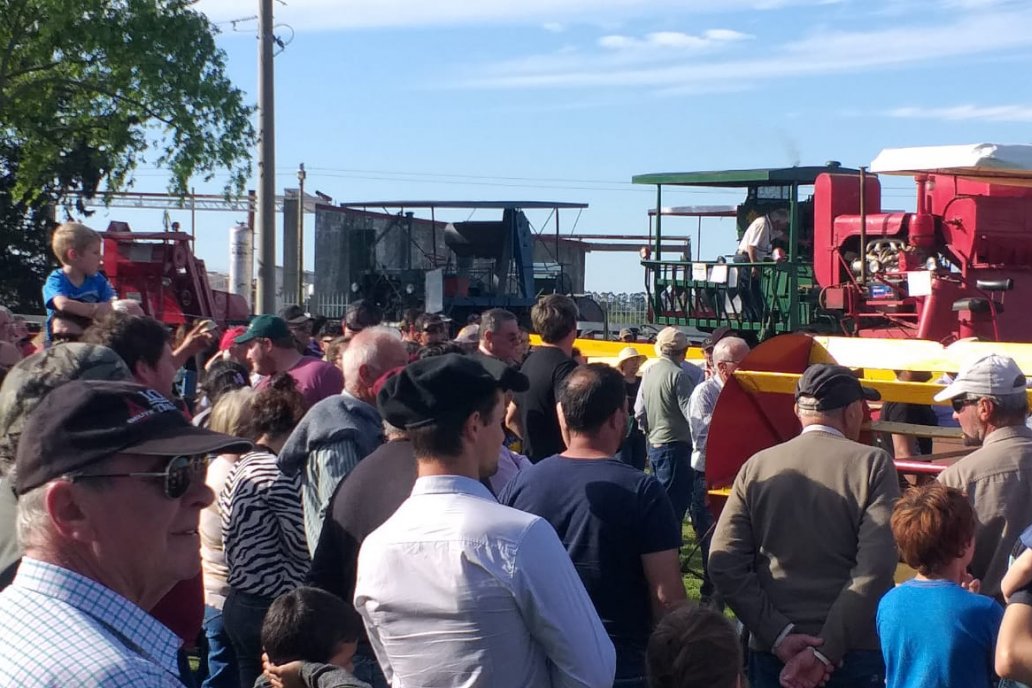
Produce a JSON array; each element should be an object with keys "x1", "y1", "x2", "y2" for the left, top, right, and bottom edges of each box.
[
  {"x1": 688, "y1": 375, "x2": 723, "y2": 472},
  {"x1": 0, "y1": 557, "x2": 183, "y2": 687},
  {"x1": 355, "y1": 475, "x2": 616, "y2": 688}
]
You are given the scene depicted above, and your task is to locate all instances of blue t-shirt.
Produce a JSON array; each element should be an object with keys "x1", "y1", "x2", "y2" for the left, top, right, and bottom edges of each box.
[
  {"x1": 499, "y1": 456, "x2": 681, "y2": 680},
  {"x1": 42, "y1": 268, "x2": 117, "y2": 337},
  {"x1": 877, "y1": 579, "x2": 1003, "y2": 688}
]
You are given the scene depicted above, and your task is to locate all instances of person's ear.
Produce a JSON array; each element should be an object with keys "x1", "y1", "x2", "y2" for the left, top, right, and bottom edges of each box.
[{"x1": 45, "y1": 481, "x2": 97, "y2": 544}]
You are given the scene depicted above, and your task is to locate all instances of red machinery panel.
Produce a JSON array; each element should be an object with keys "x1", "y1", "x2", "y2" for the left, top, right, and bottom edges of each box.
[{"x1": 103, "y1": 223, "x2": 249, "y2": 326}]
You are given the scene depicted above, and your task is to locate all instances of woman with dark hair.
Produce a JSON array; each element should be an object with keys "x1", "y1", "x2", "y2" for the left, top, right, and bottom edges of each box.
[{"x1": 219, "y1": 373, "x2": 309, "y2": 688}]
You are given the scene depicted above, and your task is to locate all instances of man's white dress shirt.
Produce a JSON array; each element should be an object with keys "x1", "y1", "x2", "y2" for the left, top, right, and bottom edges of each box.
[{"x1": 355, "y1": 475, "x2": 616, "y2": 688}]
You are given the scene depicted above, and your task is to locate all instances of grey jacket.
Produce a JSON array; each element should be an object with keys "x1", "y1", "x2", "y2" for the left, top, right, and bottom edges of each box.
[{"x1": 710, "y1": 429, "x2": 900, "y2": 663}]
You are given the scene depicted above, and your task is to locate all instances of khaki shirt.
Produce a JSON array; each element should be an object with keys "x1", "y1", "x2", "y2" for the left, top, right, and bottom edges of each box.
[{"x1": 938, "y1": 425, "x2": 1032, "y2": 598}]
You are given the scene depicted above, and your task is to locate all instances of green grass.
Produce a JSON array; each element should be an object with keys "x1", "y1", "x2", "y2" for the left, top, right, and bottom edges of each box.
[{"x1": 680, "y1": 520, "x2": 707, "y2": 601}]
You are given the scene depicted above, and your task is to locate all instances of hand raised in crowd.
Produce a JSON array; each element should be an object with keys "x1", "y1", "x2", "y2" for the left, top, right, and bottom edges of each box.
[
  {"x1": 779, "y1": 646, "x2": 834, "y2": 688},
  {"x1": 962, "y1": 573, "x2": 982, "y2": 595},
  {"x1": 173, "y1": 319, "x2": 218, "y2": 362}
]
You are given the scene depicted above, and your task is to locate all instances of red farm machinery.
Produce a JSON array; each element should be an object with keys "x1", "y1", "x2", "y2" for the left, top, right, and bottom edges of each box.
[
  {"x1": 636, "y1": 143, "x2": 1032, "y2": 344},
  {"x1": 101, "y1": 221, "x2": 249, "y2": 327}
]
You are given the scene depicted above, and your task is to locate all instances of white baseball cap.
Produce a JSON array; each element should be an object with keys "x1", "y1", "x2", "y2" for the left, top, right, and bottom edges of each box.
[{"x1": 933, "y1": 354, "x2": 1027, "y2": 402}]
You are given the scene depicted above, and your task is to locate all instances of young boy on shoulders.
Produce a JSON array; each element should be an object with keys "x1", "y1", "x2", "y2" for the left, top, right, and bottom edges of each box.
[
  {"x1": 877, "y1": 483, "x2": 1003, "y2": 688},
  {"x1": 42, "y1": 222, "x2": 117, "y2": 343},
  {"x1": 258, "y1": 586, "x2": 370, "y2": 688}
]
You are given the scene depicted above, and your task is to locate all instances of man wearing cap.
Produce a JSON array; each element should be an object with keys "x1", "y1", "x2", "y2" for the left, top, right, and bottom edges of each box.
[
  {"x1": 279, "y1": 327, "x2": 409, "y2": 553},
  {"x1": 710, "y1": 364, "x2": 899, "y2": 688},
  {"x1": 0, "y1": 344, "x2": 133, "y2": 590},
  {"x1": 0, "y1": 380, "x2": 250, "y2": 686},
  {"x1": 686, "y1": 335, "x2": 750, "y2": 606},
  {"x1": 935, "y1": 354, "x2": 1032, "y2": 599},
  {"x1": 236, "y1": 314, "x2": 344, "y2": 410},
  {"x1": 355, "y1": 354, "x2": 616, "y2": 688},
  {"x1": 635, "y1": 326, "x2": 698, "y2": 528},
  {"x1": 477, "y1": 308, "x2": 522, "y2": 366},
  {"x1": 618, "y1": 328, "x2": 635, "y2": 343},
  {"x1": 279, "y1": 305, "x2": 324, "y2": 358},
  {"x1": 500, "y1": 364, "x2": 684, "y2": 687}
]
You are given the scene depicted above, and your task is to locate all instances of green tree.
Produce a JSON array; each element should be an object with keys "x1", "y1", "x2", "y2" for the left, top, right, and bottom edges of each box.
[{"x1": 0, "y1": 0, "x2": 255, "y2": 311}]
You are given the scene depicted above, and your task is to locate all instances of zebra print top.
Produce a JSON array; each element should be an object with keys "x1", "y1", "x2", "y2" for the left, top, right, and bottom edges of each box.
[{"x1": 219, "y1": 449, "x2": 309, "y2": 598}]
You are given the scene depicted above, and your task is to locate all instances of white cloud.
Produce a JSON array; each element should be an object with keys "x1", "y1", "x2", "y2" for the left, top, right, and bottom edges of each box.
[
  {"x1": 197, "y1": 0, "x2": 833, "y2": 31},
  {"x1": 887, "y1": 105, "x2": 1032, "y2": 123},
  {"x1": 542, "y1": 22, "x2": 566, "y2": 33},
  {"x1": 598, "y1": 29, "x2": 754, "y2": 51},
  {"x1": 455, "y1": 5, "x2": 1032, "y2": 91}
]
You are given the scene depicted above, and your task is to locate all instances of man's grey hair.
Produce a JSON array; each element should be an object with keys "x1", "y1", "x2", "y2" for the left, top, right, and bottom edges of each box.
[
  {"x1": 16, "y1": 484, "x2": 50, "y2": 549},
  {"x1": 342, "y1": 326, "x2": 404, "y2": 392},
  {"x1": 712, "y1": 337, "x2": 749, "y2": 364},
  {"x1": 479, "y1": 309, "x2": 517, "y2": 341},
  {"x1": 383, "y1": 420, "x2": 407, "y2": 441}
]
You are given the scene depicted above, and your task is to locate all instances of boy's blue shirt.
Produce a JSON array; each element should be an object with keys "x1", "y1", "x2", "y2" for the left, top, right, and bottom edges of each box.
[
  {"x1": 42, "y1": 268, "x2": 117, "y2": 341},
  {"x1": 877, "y1": 578, "x2": 1003, "y2": 688}
]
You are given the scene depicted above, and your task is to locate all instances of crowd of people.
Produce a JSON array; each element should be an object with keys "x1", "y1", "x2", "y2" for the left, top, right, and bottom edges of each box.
[{"x1": 3, "y1": 221, "x2": 1032, "y2": 688}]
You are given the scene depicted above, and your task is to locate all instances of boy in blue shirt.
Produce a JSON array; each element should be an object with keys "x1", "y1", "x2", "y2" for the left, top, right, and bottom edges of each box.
[
  {"x1": 877, "y1": 483, "x2": 1003, "y2": 688},
  {"x1": 42, "y1": 222, "x2": 117, "y2": 343}
]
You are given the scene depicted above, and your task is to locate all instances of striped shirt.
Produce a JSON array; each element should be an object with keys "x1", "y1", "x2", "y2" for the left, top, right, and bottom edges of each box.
[
  {"x1": 220, "y1": 449, "x2": 309, "y2": 598},
  {"x1": 0, "y1": 557, "x2": 183, "y2": 687}
]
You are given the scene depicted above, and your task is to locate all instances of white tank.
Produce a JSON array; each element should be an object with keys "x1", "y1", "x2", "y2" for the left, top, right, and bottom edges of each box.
[{"x1": 229, "y1": 222, "x2": 253, "y2": 309}]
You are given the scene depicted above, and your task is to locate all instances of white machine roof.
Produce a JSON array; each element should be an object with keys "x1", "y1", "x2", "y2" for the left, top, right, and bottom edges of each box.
[{"x1": 870, "y1": 143, "x2": 1032, "y2": 183}]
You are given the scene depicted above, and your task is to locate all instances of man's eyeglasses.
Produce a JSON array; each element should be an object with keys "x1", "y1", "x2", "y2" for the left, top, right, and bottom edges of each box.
[
  {"x1": 70, "y1": 455, "x2": 208, "y2": 499},
  {"x1": 951, "y1": 397, "x2": 979, "y2": 413}
]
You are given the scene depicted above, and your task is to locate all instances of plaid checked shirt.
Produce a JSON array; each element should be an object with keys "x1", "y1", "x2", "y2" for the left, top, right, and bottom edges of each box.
[{"x1": 0, "y1": 557, "x2": 183, "y2": 687}]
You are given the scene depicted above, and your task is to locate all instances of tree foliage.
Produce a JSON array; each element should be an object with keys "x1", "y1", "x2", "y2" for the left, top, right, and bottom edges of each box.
[{"x1": 0, "y1": 0, "x2": 256, "y2": 310}]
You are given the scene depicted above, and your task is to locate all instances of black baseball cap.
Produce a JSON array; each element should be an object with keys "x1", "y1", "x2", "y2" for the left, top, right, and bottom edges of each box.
[
  {"x1": 795, "y1": 364, "x2": 880, "y2": 411},
  {"x1": 377, "y1": 354, "x2": 528, "y2": 429},
  {"x1": 344, "y1": 300, "x2": 383, "y2": 333},
  {"x1": 702, "y1": 326, "x2": 735, "y2": 352},
  {"x1": 15, "y1": 380, "x2": 252, "y2": 495}
]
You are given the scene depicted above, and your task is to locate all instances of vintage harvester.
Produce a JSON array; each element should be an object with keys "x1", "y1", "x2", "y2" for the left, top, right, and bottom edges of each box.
[
  {"x1": 101, "y1": 221, "x2": 249, "y2": 326},
  {"x1": 635, "y1": 143, "x2": 1032, "y2": 343}
]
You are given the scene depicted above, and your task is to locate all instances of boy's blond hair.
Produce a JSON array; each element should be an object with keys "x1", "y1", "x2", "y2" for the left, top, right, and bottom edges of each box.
[{"x1": 51, "y1": 222, "x2": 101, "y2": 265}]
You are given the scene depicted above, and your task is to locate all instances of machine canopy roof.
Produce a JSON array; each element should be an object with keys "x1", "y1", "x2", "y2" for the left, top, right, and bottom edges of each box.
[
  {"x1": 870, "y1": 143, "x2": 1032, "y2": 182},
  {"x1": 647, "y1": 205, "x2": 737, "y2": 217},
  {"x1": 631, "y1": 164, "x2": 859, "y2": 188}
]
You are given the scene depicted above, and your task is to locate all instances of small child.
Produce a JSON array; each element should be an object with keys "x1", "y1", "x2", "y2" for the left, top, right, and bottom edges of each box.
[
  {"x1": 257, "y1": 586, "x2": 370, "y2": 688},
  {"x1": 877, "y1": 483, "x2": 1003, "y2": 688},
  {"x1": 42, "y1": 222, "x2": 117, "y2": 344},
  {"x1": 646, "y1": 603, "x2": 744, "y2": 688}
]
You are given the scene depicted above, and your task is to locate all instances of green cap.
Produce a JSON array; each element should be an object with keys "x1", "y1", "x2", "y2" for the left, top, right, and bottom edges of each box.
[{"x1": 234, "y1": 314, "x2": 291, "y2": 345}]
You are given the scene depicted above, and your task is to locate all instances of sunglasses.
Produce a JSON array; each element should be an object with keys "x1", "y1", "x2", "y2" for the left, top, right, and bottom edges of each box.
[
  {"x1": 71, "y1": 455, "x2": 208, "y2": 499},
  {"x1": 951, "y1": 397, "x2": 979, "y2": 413}
]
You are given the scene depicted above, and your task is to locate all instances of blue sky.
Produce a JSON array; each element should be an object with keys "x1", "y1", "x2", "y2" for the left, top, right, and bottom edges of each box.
[{"x1": 92, "y1": 0, "x2": 1032, "y2": 296}]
